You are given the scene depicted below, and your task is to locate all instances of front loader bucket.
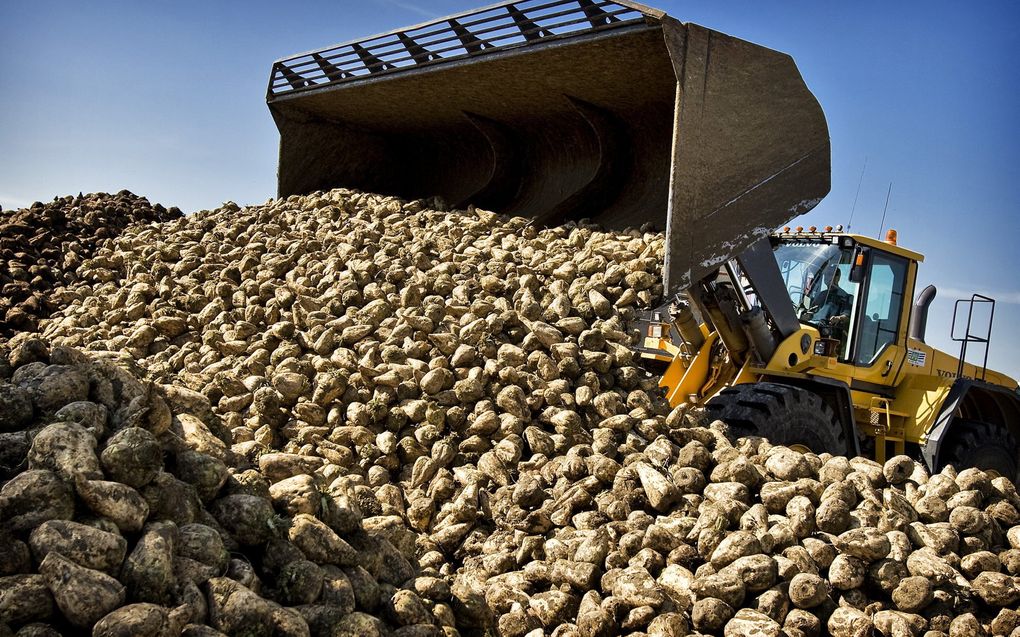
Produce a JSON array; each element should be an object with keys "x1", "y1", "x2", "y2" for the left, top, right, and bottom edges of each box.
[{"x1": 267, "y1": 0, "x2": 829, "y2": 297}]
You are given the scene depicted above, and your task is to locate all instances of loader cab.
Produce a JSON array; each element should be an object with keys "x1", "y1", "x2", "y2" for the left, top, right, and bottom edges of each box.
[{"x1": 771, "y1": 230, "x2": 918, "y2": 368}]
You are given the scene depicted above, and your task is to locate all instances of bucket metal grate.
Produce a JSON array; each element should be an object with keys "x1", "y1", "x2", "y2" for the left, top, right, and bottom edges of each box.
[{"x1": 268, "y1": 0, "x2": 648, "y2": 98}]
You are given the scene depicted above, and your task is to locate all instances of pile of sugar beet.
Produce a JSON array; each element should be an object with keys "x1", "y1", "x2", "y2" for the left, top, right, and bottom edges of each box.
[
  {"x1": 0, "y1": 191, "x2": 181, "y2": 336},
  {"x1": 0, "y1": 188, "x2": 1016, "y2": 637}
]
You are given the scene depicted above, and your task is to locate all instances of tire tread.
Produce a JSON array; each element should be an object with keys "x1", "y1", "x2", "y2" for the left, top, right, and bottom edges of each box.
[{"x1": 705, "y1": 382, "x2": 847, "y2": 455}]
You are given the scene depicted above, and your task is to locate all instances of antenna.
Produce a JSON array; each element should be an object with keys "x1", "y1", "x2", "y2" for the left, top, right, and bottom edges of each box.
[
  {"x1": 878, "y1": 181, "x2": 893, "y2": 238},
  {"x1": 847, "y1": 156, "x2": 867, "y2": 233}
]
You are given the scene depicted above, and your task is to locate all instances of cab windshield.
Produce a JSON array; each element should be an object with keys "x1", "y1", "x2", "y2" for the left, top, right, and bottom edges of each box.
[{"x1": 773, "y1": 241, "x2": 859, "y2": 353}]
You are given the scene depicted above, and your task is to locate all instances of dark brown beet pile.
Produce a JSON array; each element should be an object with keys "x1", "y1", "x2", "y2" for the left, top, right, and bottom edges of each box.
[{"x1": 0, "y1": 191, "x2": 181, "y2": 336}]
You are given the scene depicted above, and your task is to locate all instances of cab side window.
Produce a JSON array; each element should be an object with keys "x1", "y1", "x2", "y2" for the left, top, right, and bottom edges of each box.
[{"x1": 855, "y1": 253, "x2": 908, "y2": 365}]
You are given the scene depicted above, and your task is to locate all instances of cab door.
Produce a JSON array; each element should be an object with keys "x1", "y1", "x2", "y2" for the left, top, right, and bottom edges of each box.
[{"x1": 850, "y1": 250, "x2": 912, "y2": 386}]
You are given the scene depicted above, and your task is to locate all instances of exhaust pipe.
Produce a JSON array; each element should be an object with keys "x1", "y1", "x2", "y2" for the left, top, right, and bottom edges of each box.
[
  {"x1": 268, "y1": 0, "x2": 830, "y2": 298},
  {"x1": 910, "y1": 285, "x2": 937, "y2": 343}
]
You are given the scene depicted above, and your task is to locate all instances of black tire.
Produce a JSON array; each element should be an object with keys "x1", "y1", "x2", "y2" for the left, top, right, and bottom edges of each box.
[
  {"x1": 942, "y1": 419, "x2": 1020, "y2": 485},
  {"x1": 705, "y1": 382, "x2": 849, "y2": 455}
]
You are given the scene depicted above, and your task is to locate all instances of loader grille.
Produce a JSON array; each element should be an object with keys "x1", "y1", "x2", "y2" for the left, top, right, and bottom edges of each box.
[{"x1": 267, "y1": 0, "x2": 651, "y2": 99}]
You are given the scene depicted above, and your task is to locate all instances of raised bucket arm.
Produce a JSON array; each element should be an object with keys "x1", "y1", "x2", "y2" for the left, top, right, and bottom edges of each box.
[{"x1": 267, "y1": 0, "x2": 830, "y2": 299}]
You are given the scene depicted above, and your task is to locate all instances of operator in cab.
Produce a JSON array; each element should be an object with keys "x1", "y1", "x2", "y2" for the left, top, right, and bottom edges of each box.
[{"x1": 803, "y1": 264, "x2": 853, "y2": 342}]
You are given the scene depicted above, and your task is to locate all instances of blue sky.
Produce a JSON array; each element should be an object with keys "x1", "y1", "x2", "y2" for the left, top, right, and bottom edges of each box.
[{"x1": 2, "y1": 0, "x2": 1019, "y2": 379}]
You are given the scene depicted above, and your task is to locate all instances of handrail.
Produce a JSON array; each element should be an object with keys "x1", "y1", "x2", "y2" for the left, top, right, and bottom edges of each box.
[{"x1": 951, "y1": 293, "x2": 995, "y2": 381}]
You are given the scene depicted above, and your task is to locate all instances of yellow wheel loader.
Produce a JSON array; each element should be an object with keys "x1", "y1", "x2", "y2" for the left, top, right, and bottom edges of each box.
[
  {"x1": 642, "y1": 227, "x2": 1020, "y2": 484},
  {"x1": 266, "y1": 0, "x2": 1020, "y2": 481}
]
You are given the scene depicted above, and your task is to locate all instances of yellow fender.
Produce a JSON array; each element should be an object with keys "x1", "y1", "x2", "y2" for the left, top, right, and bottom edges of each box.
[{"x1": 662, "y1": 332, "x2": 720, "y2": 408}]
